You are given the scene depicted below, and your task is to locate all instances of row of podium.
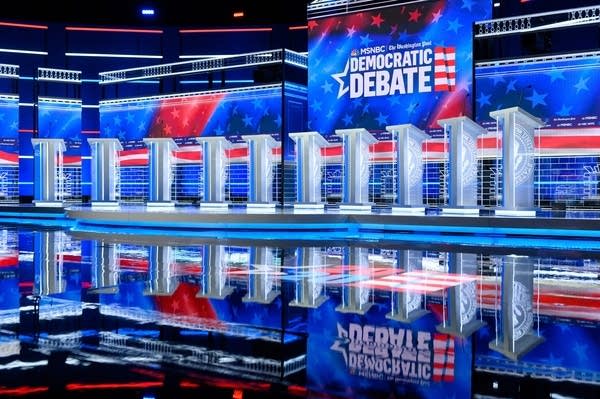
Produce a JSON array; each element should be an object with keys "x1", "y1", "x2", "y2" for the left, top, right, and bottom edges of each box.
[{"x1": 32, "y1": 106, "x2": 543, "y2": 214}]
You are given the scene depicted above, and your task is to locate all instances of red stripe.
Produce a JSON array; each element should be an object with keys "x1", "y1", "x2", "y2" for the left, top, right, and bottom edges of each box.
[
  {"x1": 66, "y1": 26, "x2": 163, "y2": 34},
  {"x1": 0, "y1": 150, "x2": 18, "y2": 163},
  {"x1": 435, "y1": 72, "x2": 449, "y2": 78},
  {"x1": 63, "y1": 155, "x2": 81, "y2": 164},
  {"x1": 321, "y1": 145, "x2": 342, "y2": 157},
  {"x1": 119, "y1": 148, "x2": 148, "y2": 157},
  {"x1": 434, "y1": 48, "x2": 444, "y2": 53},
  {"x1": 434, "y1": 59, "x2": 448, "y2": 66},
  {"x1": 226, "y1": 147, "x2": 248, "y2": 158},
  {"x1": 120, "y1": 159, "x2": 148, "y2": 166},
  {"x1": 175, "y1": 151, "x2": 202, "y2": 161},
  {"x1": 0, "y1": 21, "x2": 48, "y2": 30},
  {"x1": 0, "y1": 255, "x2": 18, "y2": 267}
]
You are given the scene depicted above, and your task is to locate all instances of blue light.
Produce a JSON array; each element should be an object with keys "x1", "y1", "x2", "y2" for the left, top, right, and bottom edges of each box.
[{"x1": 141, "y1": 8, "x2": 155, "y2": 16}]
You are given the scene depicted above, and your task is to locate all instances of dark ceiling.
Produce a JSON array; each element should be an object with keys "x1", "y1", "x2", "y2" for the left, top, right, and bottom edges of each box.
[{"x1": 0, "y1": 0, "x2": 312, "y2": 27}]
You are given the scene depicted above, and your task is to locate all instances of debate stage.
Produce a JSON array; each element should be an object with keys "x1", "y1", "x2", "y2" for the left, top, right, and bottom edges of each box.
[{"x1": 52, "y1": 204, "x2": 600, "y2": 251}]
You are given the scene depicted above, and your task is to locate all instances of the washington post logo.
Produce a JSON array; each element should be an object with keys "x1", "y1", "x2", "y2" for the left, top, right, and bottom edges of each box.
[
  {"x1": 331, "y1": 44, "x2": 456, "y2": 99},
  {"x1": 330, "y1": 322, "x2": 455, "y2": 383}
]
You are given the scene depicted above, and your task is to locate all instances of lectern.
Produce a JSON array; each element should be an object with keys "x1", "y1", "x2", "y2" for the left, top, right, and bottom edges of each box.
[
  {"x1": 242, "y1": 134, "x2": 279, "y2": 208},
  {"x1": 88, "y1": 138, "x2": 122, "y2": 207},
  {"x1": 335, "y1": 128, "x2": 377, "y2": 211},
  {"x1": 386, "y1": 249, "x2": 429, "y2": 322},
  {"x1": 436, "y1": 252, "x2": 485, "y2": 337},
  {"x1": 32, "y1": 138, "x2": 66, "y2": 207},
  {"x1": 196, "y1": 137, "x2": 231, "y2": 208},
  {"x1": 489, "y1": 107, "x2": 543, "y2": 216},
  {"x1": 144, "y1": 245, "x2": 178, "y2": 296},
  {"x1": 489, "y1": 255, "x2": 544, "y2": 360},
  {"x1": 335, "y1": 247, "x2": 373, "y2": 314},
  {"x1": 437, "y1": 116, "x2": 487, "y2": 214},
  {"x1": 289, "y1": 247, "x2": 328, "y2": 308},
  {"x1": 289, "y1": 131, "x2": 328, "y2": 209},
  {"x1": 243, "y1": 246, "x2": 280, "y2": 304},
  {"x1": 143, "y1": 138, "x2": 178, "y2": 207},
  {"x1": 196, "y1": 244, "x2": 233, "y2": 299},
  {"x1": 90, "y1": 240, "x2": 120, "y2": 294},
  {"x1": 385, "y1": 124, "x2": 429, "y2": 213},
  {"x1": 33, "y1": 231, "x2": 65, "y2": 295}
]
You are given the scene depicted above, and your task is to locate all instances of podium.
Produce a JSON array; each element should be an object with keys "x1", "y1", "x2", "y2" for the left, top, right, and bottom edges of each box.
[
  {"x1": 437, "y1": 117, "x2": 487, "y2": 214},
  {"x1": 489, "y1": 255, "x2": 544, "y2": 360},
  {"x1": 144, "y1": 245, "x2": 178, "y2": 296},
  {"x1": 196, "y1": 244, "x2": 233, "y2": 299},
  {"x1": 335, "y1": 128, "x2": 377, "y2": 211},
  {"x1": 289, "y1": 131, "x2": 328, "y2": 209},
  {"x1": 90, "y1": 241, "x2": 120, "y2": 294},
  {"x1": 436, "y1": 253, "x2": 485, "y2": 337},
  {"x1": 88, "y1": 138, "x2": 122, "y2": 207},
  {"x1": 143, "y1": 138, "x2": 179, "y2": 207},
  {"x1": 33, "y1": 231, "x2": 65, "y2": 295},
  {"x1": 385, "y1": 124, "x2": 429, "y2": 213},
  {"x1": 335, "y1": 247, "x2": 373, "y2": 314},
  {"x1": 242, "y1": 134, "x2": 279, "y2": 208},
  {"x1": 289, "y1": 247, "x2": 328, "y2": 308},
  {"x1": 386, "y1": 249, "x2": 428, "y2": 322},
  {"x1": 243, "y1": 246, "x2": 280, "y2": 304},
  {"x1": 32, "y1": 138, "x2": 66, "y2": 207},
  {"x1": 489, "y1": 107, "x2": 543, "y2": 216},
  {"x1": 196, "y1": 137, "x2": 231, "y2": 209}
]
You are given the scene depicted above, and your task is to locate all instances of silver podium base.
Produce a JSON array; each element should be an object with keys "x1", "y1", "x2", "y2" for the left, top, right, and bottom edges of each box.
[
  {"x1": 441, "y1": 207, "x2": 480, "y2": 215},
  {"x1": 33, "y1": 200, "x2": 64, "y2": 208},
  {"x1": 391, "y1": 205, "x2": 425, "y2": 215},
  {"x1": 489, "y1": 334, "x2": 545, "y2": 361}
]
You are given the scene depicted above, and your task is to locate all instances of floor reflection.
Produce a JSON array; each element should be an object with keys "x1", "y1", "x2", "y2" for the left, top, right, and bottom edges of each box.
[{"x1": 0, "y1": 226, "x2": 598, "y2": 398}]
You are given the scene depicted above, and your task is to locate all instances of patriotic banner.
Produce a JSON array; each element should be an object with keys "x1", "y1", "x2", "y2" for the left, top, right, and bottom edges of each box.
[
  {"x1": 0, "y1": 95, "x2": 19, "y2": 159},
  {"x1": 37, "y1": 98, "x2": 82, "y2": 156},
  {"x1": 475, "y1": 54, "x2": 600, "y2": 127},
  {"x1": 307, "y1": 0, "x2": 491, "y2": 138},
  {"x1": 307, "y1": 299, "x2": 472, "y2": 399}
]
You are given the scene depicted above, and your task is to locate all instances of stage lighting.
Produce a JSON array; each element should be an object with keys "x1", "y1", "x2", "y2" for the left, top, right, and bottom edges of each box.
[
  {"x1": 233, "y1": 11, "x2": 244, "y2": 18},
  {"x1": 141, "y1": 8, "x2": 155, "y2": 16}
]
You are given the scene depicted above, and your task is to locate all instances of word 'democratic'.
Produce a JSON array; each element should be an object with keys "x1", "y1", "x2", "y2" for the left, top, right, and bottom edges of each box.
[
  {"x1": 331, "y1": 322, "x2": 456, "y2": 384},
  {"x1": 332, "y1": 42, "x2": 456, "y2": 99}
]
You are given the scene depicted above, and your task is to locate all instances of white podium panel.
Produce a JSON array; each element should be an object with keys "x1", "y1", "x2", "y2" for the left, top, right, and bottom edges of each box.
[
  {"x1": 290, "y1": 131, "x2": 328, "y2": 207},
  {"x1": 242, "y1": 134, "x2": 279, "y2": 206},
  {"x1": 335, "y1": 128, "x2": 377, "y2": 209},
  {"x1": 196, "y1": 244, "x2": 233, "y2": 299},
  {"x1": 143, "y1": 138, "x2": 179, "y2": 206},
  {"x1": 88, "y1": 138, "x2": 122, "y2": 206},
  {"x1": 196, "y1": 137, "x2": 231, "y2": 206},
  {"x1": 32, "y1": 138, "x2": 66, "y2": 207},
  {"x1": 386, "y1": 249, "x2": 428, "y2": 322}
]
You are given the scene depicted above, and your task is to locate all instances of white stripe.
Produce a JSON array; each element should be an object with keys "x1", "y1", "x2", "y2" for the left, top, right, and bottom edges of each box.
[
  {"x1": 434, "y1": 78, "x2": 448, "y2": 85},
  {"x1": 445, "y1": 52, "x2": 456, "y2": 61},
  {"x1": 434, "y1": 52, "x2": 445, "y2": 60}
]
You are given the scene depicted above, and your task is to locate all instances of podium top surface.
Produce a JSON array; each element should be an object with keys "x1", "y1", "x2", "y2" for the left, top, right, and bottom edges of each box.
[
  {"x1": 437, "y1": 116, "x2": 488, "y2": 134},
  {"x1": 142, "y1": 137, "x2": 179, "y2": 149},
  {"x1": 334, "y1": 128, "x2": 378, "y2": 144},
  {"x1": 195, "y1": 136, "x2": 233, "y2": 148},
  {"x1": 488, "y1": 106, "x2": 544, "y2": 128},
  {"x1": 87, "y1": 138, "x2": 123, "y2": 150},
  {"x1": 31, "y1": 138, "x2": 66, "y2": 151},
  {"x1": 385, "y1": 124, "x2": 429, "y2": 139},
  {"x1": 241, "y1": 134, "x2": 279, "y2": 146},
  {"x1": 289, "y1": 131, "x2": 329, "y2": 146}
]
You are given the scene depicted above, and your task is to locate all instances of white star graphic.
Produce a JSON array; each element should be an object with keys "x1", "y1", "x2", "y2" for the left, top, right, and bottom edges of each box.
[{"x1": 331, "y1": 61, "x2": 350, "y2": 99}]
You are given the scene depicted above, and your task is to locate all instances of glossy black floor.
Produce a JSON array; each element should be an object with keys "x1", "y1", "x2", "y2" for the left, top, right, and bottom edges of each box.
[{"x1": 0, "y1": 225, "x2": 599, "y2": 398}]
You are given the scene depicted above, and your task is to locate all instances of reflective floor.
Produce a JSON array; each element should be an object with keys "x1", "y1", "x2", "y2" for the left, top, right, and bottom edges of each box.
[{"x1": 0, "y1": 226, "x2": 599, "y2": 398}]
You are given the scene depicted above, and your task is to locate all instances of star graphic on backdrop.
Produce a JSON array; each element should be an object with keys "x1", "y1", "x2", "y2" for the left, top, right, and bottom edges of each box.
[
  {"x1": 447, "y1": 18, "x2": 463, "y2": 33},
  {"x1": 104, "y1": 126, "x2": 112, "y2": 135},
  {"x1": 547, "y1": 68, "x2": 565, "y2": 82},
  {"x1": 138, "y1": 121, "x2": 146, "y2": 132},
  {"x1": 406, "y1": 101, "x2": 418, "y2": 114},
  {"x1": 371, "y1": 13, "x2": 384, "y2": 27},
  {"x1": 252, "y1": 99, "x2": 263, "y2": 110},
  {"x1": 331, "y1": 61, "x2": 350, "y2": 99},
  {"x1": 477, "y1": 92, "x2": 491, "y2": 108},
  {"x1": 326, "y1": 109, "x2": 334, "y2": 119},
  {"x1": 352, "y1": 98, "x2": 362, "y2": 109},
  {"x1": 540, "y1": 352, "x2": 563, "y2": 365},
  {"x1": 505, "y1": 79, "x2": 517, "y2": 93},
  {"x1": 164, "y1": 124, "x2": 172, "y2": 135},
  {"x1": 360, "y1": 33, "x2": 373, "y2": 46},
  {"x1": 335, "y1": 47, "x2": 345, "y2": 56},
  {"x1": 242, "y1": 114, "x2": 253, "y2": 127},
  {"x1": 408, "y1": 8, "x2": 422, "y2": 22},
  {"x1": 330, "y1": 323, "x2": 349, "y2": 365},
  {"x1": 375, "y1": 112, "x2": 389, "y2": 126},
  {"x1": 557, "y1": 323, "x2": 571, "y2": 333},
  {"x1": 398, "y1": 29, "x2": 409, "y2": 41},
  {"x1": 362, "y1": 103, "x2": 370, "y2": 115},
  {"x1": 170, "y1": 108, "x2": 180, "y2": 119},
  {"x1": 274, "y1": 114, "x2": 282, "y2": 128},
  {"x1": 431, "y1": 9, "x2": 443, "y2": 23},
  {"x1": 182, "y1": 117, "x2": 190, "y2": 127},
  {"x1": 389, "y1": 24, "x2": 398, "y2": 35},
  {"x1": 262, "y1": 107, "x2": 270, "y2": 116},
  {"x1": 556, "y1": 104, "x2": 573, "y2": 117},
  {"x1": 214, "y1": 125, "x2": 224, "y2": 135},
  {"x1": 0, "y1": 113, "x2": 4, "y2": 121},
  {"x1": 342, "y1": 113, "x2": 353, "y2": 126},
  {"x1": 492, "y1": 75, "x2": 505, "y2": 86},
  {"x1": 310, "y1": 99, "x2": 323, "y2": 112},
  {"x1": 232, "y1": 105, "x2": 239, "y2": 115},
  {"x1": 388, "y1": 96, "x2": 401, "y2": 106},
  {"x1": 525, "y1": 89, "x2": 547, "y2": 108},
  {"x1": 346, "y1": 25, "x2": 356, "y2": 38},
  {"x1": 573, "y1": 342, "x2": 588, "y2": 362},
  {"x1": 113, "y1": 115, "x2": 121, "y2": 126},
  {"x1": 574, "y1": 76, "x2": 590, "y2": 93},
  {"x1": 308, "y1": 20, "x2": 318, "y2": 30},
  {"x1": 126, "y1": 112, "x2": 134, "y2": 124},
  {"x1": 10, "y1": 121, "x2": 17, "y2": 130},
  {"x1": 462, "y1": 0, "x2": 474, "y2": 11},
  {"x1": 321, "y1": 80, "x2": 333, "y2": 93}
]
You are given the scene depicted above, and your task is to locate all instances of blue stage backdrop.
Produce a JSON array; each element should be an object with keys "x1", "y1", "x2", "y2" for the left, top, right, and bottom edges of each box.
[
  {"x1": 308, "y1": 0, "x2": 491, "y2": 138},
  {"x1": 37, "y1": 98, "x2": 83, "y2": 153},
  {"x1": 475, "y1": 53, "x2": 600, "y2": 127},
  {"x1": 307, "y1": 300, "x2": 472, "y2": 399},
  {"x1": 0, "y1": 95, "x2": 19, "y2": 201}
]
